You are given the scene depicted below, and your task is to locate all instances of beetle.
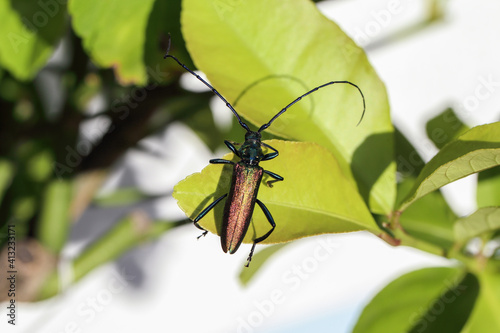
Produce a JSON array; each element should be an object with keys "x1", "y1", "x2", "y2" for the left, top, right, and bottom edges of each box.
[{"x1": 165, "y1": 39, "x2": 365, "y2": 266}]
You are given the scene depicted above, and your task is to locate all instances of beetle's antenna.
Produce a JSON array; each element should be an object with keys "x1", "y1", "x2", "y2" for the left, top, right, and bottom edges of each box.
[
  {"x1": 164, "y1": 34, "x2": 251, "y2": 132},
  {"x1": 258, "y1": 81, "x2": 366, "y2": 133}
]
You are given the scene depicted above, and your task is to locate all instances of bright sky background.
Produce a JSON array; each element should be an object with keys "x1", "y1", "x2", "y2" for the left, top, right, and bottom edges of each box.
[{"x1": 3, "y1": 0, "x2": 500, "y2": 332}]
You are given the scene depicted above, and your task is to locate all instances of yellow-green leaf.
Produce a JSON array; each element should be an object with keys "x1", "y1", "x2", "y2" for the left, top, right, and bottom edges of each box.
[
  {"x1": 399, "y1": 122, "x2": 500, "y2": 211},
  {"x1": 477, "y1": 167, "x2": 500, "y2": 207},
  {"x1": 173, "y1": 141, "x2": 377, "y2": 245},
  {"x1": 38, "y1": 180, "x2": 73, "y2": 254},
  {"x1": 454, "y1": 207, "x2": 500, "y2": 242},
  {"x1": 181, "y1": 0, "x2": 395, "y2": 214}
]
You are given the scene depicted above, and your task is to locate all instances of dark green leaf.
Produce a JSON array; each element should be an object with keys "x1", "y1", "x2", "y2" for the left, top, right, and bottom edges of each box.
[
  {"x1": 395, "y1": 126, "x2": 425, "y2": 181},
  {"x1": 0, "y1": 159, "x2": 13, "y2": 205},
  {"x1": 353, "y1": 267, "x2": 479, "y2": 333},
  {"x1": 462, "y1": 272, "x2": 500, "y2": 333},
  {"x1": 426, "y1": 108, "x2": 469, "y2": 149},
  {"x1": 409, "y1": 272, "x2": 479, "y2": 333}
]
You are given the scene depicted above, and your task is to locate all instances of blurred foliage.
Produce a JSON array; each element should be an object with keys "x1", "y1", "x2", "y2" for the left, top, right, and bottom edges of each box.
[
  {"x1": 0, "y1": 0, "x2": 498, "y2": 332},
  {"x1": 0, "y1": 0, "x2": 198, "y2": 303}
]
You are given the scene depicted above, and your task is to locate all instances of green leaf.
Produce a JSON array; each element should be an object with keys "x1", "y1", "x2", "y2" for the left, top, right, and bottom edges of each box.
[
  {"x1": 426, "y1": 108, "x2": 469, "y2": 149},
  {"x1": 69, "y1": 0, "x2": 155, "y2": 84},
  {"x1": 353, "y1": 267, "x2": 479, "y2": 333},
  {"x1": 462, "y1": 272, "x2": 500, "y2": 333},
  {"x1": 395, "y1": 127, "x2": 425, "y2": 181},
  {"x1": 399, "y1": 179, "x2": 457, "y2": 250},
  {"x1": 477, "y1": 167, "x2": 500, "y2": 207},
  {"x1": 69, "y1": 0, "x2": 186, "y2": 85},
  {"x1": 26, "y1": 147, "x2": 53, "y2": 182},
  {"x1": 408, "y1": 272, "x2": 479, "y2": 333},
  {"x1": 94, "y1": 187, "x2": 154, "y2": 206},
  {"x1": 394, "y1": 127, "x2": 456, "y2": 251},
  {"x1": 174, "y1": 140, "x2": 377, "y2": 245},
  {"x1": 238, "y1": 243, "x2": 288, "y2": 286},
  {"x1": 0, "y1": 0, "x2": 67, "y2": 80},
  {"x1": 38, "y1": 180, "x2": 73, "y2": 254},
  {"x1": 11, "y1": 196, "x2": 36, "y2": 225},
  {"x1": 399, "y1": 122, "x2": 500, "y2": 211},
  {"x1": 454, "y1": 207, "x2": 500, "y2": 243},
  {"x1": 72, "y1": 217, "x2": 171, "y2": 282},
  {"x1": 181, "y1": 0, "x2": 395, "y2": 214},
  {"x1": 0, "y1": 159, "x2": 13, "y2": 205}
]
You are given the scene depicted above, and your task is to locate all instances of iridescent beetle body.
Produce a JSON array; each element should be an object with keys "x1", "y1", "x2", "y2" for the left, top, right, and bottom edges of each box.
[
  {"x1": 189, "y1": 131, "x2": 282, "y2": 264},
  {"x1": 164, "y1": 36, "x2": 365, "y2": 266},
  {"x1": 222, "y1": 161, "x2": 263, "y2": 254}
]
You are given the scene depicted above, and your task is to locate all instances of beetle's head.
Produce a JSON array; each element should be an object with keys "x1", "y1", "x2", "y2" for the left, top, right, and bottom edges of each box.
[
  {"x1": 245, "y1": 131, "x2": 261, "y2": 142},
  {"x1": 239, "y1": 131, "x2": 263, "y2": 165}
]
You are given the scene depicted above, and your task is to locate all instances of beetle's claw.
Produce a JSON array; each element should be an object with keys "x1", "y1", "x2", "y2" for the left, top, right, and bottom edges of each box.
[
  {"x1": 245, "y1": 255, "x2": 252, "y2": 267},
  {"x1": 245, "y1": 243, "x2": 257, "y2": 267},
  {"x1": 197, "y1": 231, "x2": 208, "y2": 239}
]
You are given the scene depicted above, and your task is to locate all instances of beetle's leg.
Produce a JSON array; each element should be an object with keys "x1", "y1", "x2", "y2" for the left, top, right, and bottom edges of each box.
[
  {"x1": 224, "y1": 140, "x2": 241, "y2": 157},
  {"x1": 263, "y1": 170, "x2": 283, "y2": 188},
  {"x1": 210, "y1": 159, "x2": 235, "y2": 165},
  {"x1": 261, "y1": 142, "x2": 279, "y2": 161},
  {"x1": 261, "y1": 143, "x2": 282, "y2": 186},
  {"x1": 193, "y1": 193, "x2": 227, "y2": 238},
  {"x1": 245, "y1": 199, "x2": 276, "y2": 267}
]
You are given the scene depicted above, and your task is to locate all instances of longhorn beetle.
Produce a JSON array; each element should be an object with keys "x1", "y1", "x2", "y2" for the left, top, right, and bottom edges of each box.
[{"x1": 165, "y1": 38, "x2": 365, "y2": 266}]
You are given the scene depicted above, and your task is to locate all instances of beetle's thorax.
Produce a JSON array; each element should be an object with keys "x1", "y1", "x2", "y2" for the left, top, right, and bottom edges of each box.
[{"x1": 238, "y1": 131, "x2": 263, "y2": 166}]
